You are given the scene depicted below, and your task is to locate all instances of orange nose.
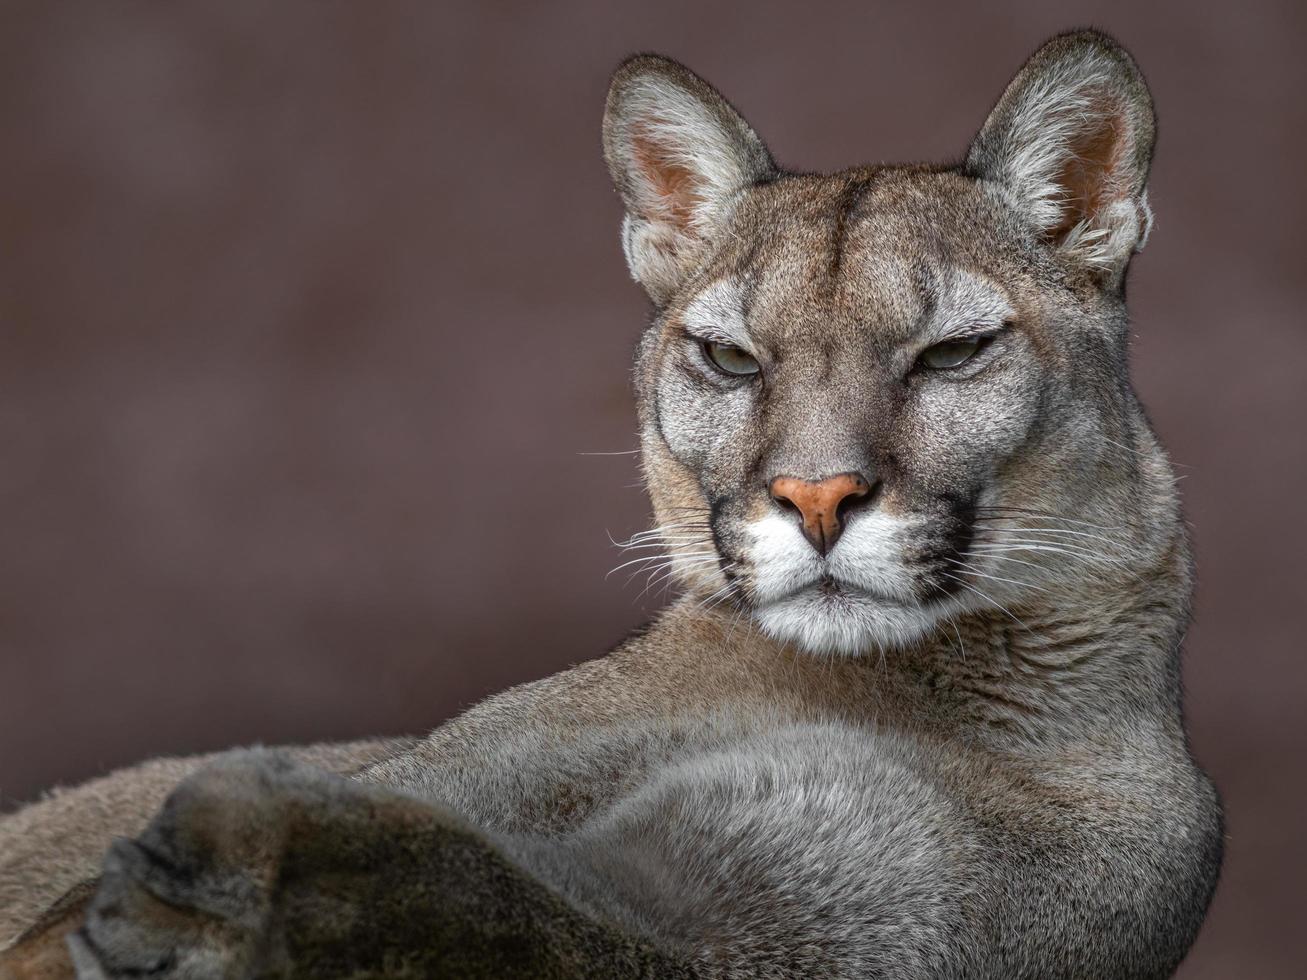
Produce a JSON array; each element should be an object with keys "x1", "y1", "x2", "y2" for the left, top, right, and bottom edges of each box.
[{"x1": 769, "y1": 473, "x2": 873, "y2": 556}]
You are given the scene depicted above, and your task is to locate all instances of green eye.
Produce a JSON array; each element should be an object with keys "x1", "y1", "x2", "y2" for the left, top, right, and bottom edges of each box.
[
  {"x1": 703, "y1": 340, "x2": 760, "y2": 377},
  {"x1": 917, "y1": 335, "x2": 989, "y2": 371}
]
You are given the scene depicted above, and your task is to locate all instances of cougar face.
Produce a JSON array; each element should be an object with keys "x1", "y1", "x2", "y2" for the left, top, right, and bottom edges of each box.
[{"x1": 604, "y1": 36, "x2": 1158, "y2": 654}]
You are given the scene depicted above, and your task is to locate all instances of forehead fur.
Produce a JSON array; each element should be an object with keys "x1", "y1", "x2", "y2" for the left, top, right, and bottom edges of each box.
[
  {"x1": 723, "y1": 169, "x2": 1030, "y2": 280},
  {"x1": 677, "y1": 168, "x2": 1035, "y2": 352}
]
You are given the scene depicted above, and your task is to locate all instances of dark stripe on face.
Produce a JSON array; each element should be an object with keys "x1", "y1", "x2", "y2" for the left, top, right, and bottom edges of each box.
[
  {"x1": 650, "y1": 379, "x2": 668, "y2": 449},
  {"x1": 912, "y1": 258, "x2": 940, "y2": 325},
  {"x1": 912, "y1": 492, "x2": 980, "y2": 603},
  {"x1": 827, "y1": 177, "x2": 874, "y2": 282},
  {"x1": 706, "y1": 492, "x2": 735, "y2": 576},
  {"x1": 949, "y1": 496, "x2": 978, "y2": 560}
]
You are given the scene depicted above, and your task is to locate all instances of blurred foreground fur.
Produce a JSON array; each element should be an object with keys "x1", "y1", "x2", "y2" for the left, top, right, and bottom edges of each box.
[{"x1": 1, "y1": 30, "x2": 1220, "y2": 979}]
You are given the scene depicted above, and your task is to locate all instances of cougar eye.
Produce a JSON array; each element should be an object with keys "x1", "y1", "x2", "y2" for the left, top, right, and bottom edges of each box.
[
  {"x1": 917, "y1": 335, "x2": 990, "y2": 371},
  {"x1": 703, "y1": 340, "x2": 760, "y2": 377}
]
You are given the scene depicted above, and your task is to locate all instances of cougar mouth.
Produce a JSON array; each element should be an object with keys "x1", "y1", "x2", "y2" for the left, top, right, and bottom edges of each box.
[
  {"x1": 748, "y1": 571, "x2": 942, "y2": 656},
  {"x1": 760, "y1": 573, "x2": 911, "y2": 609}
]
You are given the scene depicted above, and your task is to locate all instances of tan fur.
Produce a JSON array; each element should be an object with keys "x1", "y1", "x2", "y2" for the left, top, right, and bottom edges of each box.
[
  {"x1": 0, "y1": 739, "x2": 411, "y2": 972},
  {"x1": 0, "y1": 31, "x2": 1219, "y2": 979}
]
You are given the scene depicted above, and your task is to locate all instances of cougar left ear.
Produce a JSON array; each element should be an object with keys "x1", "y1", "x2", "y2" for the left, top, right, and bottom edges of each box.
[
  {"x1": 603, "y1": 55, "x2": 776, "y2": 305},
  {"x1": 965, "y1": 31, "x2": 1156, "y2": 281}
]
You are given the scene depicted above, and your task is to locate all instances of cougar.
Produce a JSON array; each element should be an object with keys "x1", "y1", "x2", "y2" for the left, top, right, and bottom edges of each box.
[{"x1": 1, "y1": 30, "x2": 1222, "y2": 980}]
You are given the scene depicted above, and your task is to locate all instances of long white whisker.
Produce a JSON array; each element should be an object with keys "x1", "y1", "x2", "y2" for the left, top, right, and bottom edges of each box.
[
  {"x1": 609, "y1": 523, "x2": 711, "y2": 546},
  {"x1": 975, "y1": 521, "x2": 1137, "y2": 553},
  {"x1": 1098, "y1": 435, "x2": 1189, "y2": 468},
  {"x1": 935, "y1": 616, "x2": 967, "y2": 661},
  {"x1": 985, "y1": 525, "x2": 1132, "y2": 547},
  {"x1": 971, "y1": 540, "x2": 1126, "y2": 567},
  {"x1": 639, "y1": 558, "x2": 725, "y2": 600},
  {"x1": 695, "y1": 580, "x2": 738, "y2": 612},
  {"x1": 942, "y1": 573, "x2": 1030, "y2": 631},
  {"x1": 607, "y1": 551, "x2": 717, "y2": 577},
  {"x1": 964, "y1": 551, "x2": 1046, "y2": 572},
  {"x1": 724, "y1": 602, "x2": 750, "y2": 643},
  {"x1": 627, "y1": 562, "x2": 685, "y2": 589},
  {"x1": 974, "y1": 510, "x2": 1124, "y2": 531},
  {"x1": 626, "y1": 555, "x2": 723, "y2": 592},
  {"x1": 946, "y1": 558, "x2": 1054, "y2": 595},
  {"x1": 614, "y1": 537, "x2": 711, "y2": 552}
]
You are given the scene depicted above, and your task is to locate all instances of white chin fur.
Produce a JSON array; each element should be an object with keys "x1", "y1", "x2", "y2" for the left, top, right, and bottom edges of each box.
[
  {"x1": 752, "y1": 588, "x2": 938, "y2": 657},
  {"x1": 744, "y1": 511, "x2": 940, "y2": 656}
]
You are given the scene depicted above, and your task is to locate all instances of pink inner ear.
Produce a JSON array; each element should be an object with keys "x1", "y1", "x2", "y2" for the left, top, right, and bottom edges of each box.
[
  {"x1": 1051, "y1": 92, "x2": 1128, "y2": 240},
  {"x1": 632, "y1": 127, "x2": 703, "y2": 232}
]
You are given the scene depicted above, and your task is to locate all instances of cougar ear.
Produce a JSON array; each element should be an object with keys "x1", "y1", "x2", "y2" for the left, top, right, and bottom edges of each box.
[
  {"x1": 965, "y1": 31, "x2": 1156, "y2": 280},
  {"x1": 603, "y1": 55, "x2": 776, "y2": 304}
]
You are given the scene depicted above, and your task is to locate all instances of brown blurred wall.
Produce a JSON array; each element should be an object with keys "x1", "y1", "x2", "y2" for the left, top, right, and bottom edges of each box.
[{"x1": 1, "y1": 1, "x2": 1303, "y2": 975}]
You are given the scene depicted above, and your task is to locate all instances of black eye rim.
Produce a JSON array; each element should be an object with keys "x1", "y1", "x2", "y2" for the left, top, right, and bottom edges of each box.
[
  {"x1": 700, "y1": 339, "x2": 761, "y2": 378},
  {"x1": 913, "y1": 330, "x2": 1003, "y2": 373}
]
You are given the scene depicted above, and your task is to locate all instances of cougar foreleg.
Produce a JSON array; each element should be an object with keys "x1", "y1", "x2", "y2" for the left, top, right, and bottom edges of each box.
[{"x1": 68, "y1": 750, "x2": 688, "y2": 980}]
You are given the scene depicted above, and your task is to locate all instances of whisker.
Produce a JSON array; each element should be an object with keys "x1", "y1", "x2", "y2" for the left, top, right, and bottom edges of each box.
[
  {"x1": 724, "y1": 602, "x2": 750, "y2": 643},
  {"x1": 1098, "y1": 434, "x2": 1190, "y2": 468},
  {"x1": 972, "y1": 529, "x2": 1132, "y2": 557},
  {"x1": 963, "y1": 550, "x2": 1046, "y2": 572},
  {"x1": 638, "y1": 557, "x2": 725, "y2": 600},
  {"x1": 941, "y1": 572, "x2": 1031, "y2": 631},
  {"x1": 975, "y1": 524, "x2": 1134, "y2": 549},
  {"x1": 614, "y1": 537, "x2": 711, "y2": 552},
  {"x1": 637, "y1": 566, "x2": 680, "y2": 600},
  {"x1": 628, "y1": 521, "x2": 713, "y2": 532},
  {"x1": 971, "y1": 540, "x2": 1128, "y2": 567},
  {"x1": 935, "y1": 616, "x2": 967, "y2": 662},
  {"x1": 608, "y1": 524, "x2": 713, "y2": 548},
  {"x1": 607, "y1": 551, "x2": 717, "y2": 577},
  {"x1": 625, "y1": 555, "x2": 722, "y2": 592},
  {"x1": 972, "y1": 507, "x2": 1124, "y2": 532},
  {"x1": 695, "y1": 579, "x2": 739, "y2": 612},
  {"x1": 945, "y1": 558, "x2": 1054, "y2": 595}
]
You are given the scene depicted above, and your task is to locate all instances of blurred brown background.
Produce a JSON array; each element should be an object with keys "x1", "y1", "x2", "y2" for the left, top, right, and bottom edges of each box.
[{"x1": 0, "y1": 0, "x2": 1302, "y2": 974}]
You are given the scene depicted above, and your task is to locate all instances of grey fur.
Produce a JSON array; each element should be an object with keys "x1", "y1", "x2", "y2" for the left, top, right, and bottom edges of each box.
[{"x1": 0, "y1": 30, "x2": 1220, "y2": 980}]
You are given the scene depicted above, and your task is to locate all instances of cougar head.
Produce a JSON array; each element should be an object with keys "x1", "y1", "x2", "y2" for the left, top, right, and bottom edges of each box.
[{"x1": 603, "y1": 32, "x2": 1166, "y2": 656}]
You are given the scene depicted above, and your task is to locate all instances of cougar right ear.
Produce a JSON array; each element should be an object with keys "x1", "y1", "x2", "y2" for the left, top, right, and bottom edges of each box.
[
  {"x1": 965, "y1": 31, "x2": 1157, "y2": 283},
  {"x1": 603, "y1": 56, "x2": 776, "y2": 305}
]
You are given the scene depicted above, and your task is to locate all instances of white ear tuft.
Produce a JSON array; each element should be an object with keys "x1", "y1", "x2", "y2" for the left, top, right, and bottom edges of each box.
[
  {"x1": 966, "y1": 31, "x2": 1156, "y2": 279},
  {"x1": 604, "y1": 56, "x2": 776, "y2": 304}
]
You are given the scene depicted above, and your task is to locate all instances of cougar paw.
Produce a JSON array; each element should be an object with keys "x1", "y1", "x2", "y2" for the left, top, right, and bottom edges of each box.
[{"x1": 68, "y1": 751, "x2": 314, "y2": 979}]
